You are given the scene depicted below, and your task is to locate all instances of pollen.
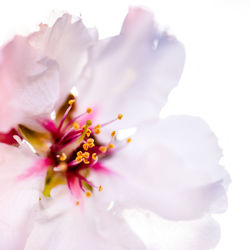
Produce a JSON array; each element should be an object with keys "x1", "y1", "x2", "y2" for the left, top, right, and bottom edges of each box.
[
  {"x1": 108, "y1": 143, "x2": 115, "y2": 149},
  {"x1": 83, "y1": 152, "x2": 90, "y2": 159},
  {"x1": 127, "y1": 138, "x2": 132, "y2": 143},
  {"x1": 99, "y1": 146, "x2": 107, "y2": 153},
  {"x1": 68, "y1": 99, "x2": 75, "y2": 106},
  {"x1": 94, "y1": 128, "x2": 101, "y2": 134},
  {"x1": 83, "y1": 143, "x2": 89, "y2": 151},
  {"x1": 86, "y1": 107, "x2": 92, "y2": 114},
  {"x1": 92, "y1": 153, "x2": 97, "y2": 161},
  {"x1": 59, "y1": 152, "x2": 67, "y2": 161},
  {"x1": 99, "y1": 185, "x2": 103, "y2": 192},
  {"x1": 117, "y1": 114, "x2": 123, "y2": 120},
  {"x1": 86, "y1": 191, "x2": 92, "y2": 197},
  {"x1": 73, "y1": 122, "x2": 80, "y2": 130},
  {"x1": 83, "y1": 158, "x2": 90, "y2": 164},
  {"x1": 111, "y1": 130, "x2": 116, "y2": 137},
  {"x1": 77, "y1": 151, "x2": 84, "y2": 157},
  {"x1": 76, "y1": 156, "x2": 83, "y2": 163}
]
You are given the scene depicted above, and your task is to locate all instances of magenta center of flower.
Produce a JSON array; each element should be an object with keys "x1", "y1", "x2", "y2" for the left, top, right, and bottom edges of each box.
[{"x1": 20, "y1": 97, "x2": 131, "y2": 202}]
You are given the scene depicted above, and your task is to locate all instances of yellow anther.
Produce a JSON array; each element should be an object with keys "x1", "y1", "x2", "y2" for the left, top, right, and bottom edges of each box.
[
  {"x1": 86, "y1": 191, "x2": 92, "y2": 197},
  {"x1": 86, "y1": 107, "x2": 92, "y2": 114},
  {"x1": 95, "y1": 124, "x2": 101, "y2": 129},
  {"x1": 83, "y1": 152, "x2": 90, "y2": 159},
  {"x1": 73, "y1": 122, "x2": 80, "y2": 130},
  {"x1": 127, "y1": 138, "x2": 132, "y2": 143},
  {"x1": 86, "y1": 120, "x2": 92, "y2": 126},
  {"x1": 87, "y1": 138, "x2": 94, "y2": 144},
  {"x1": 76, "y1": 201, "x2": 80, "y2": 206},
  {"x1": 117, "y1": 114, "x2": 123, "y2": 120},
  {"x1": 83, "y1": 158, "x2": 90, "y2": 164},
  {"x1": 94, "y1": 128, "x2": 101, "y2": 134},
  {"x1": 59, "y1": 153, "x2": 67, "y2": 161},
  {"x1": 92, "y1": 153, "x2": 97, "y2": 161},
  {"x1": 83, "y1": 143, "x2": 89, "y2": 151},
  {"x1": 111, "y1": 131, "x2": 116, "y2": 137},
  {"x1": 68, "y1": 99, "x2": 75, "y2": 106},
  {"x1": 86, "y1": 129, "x2": 91, "y2": 137},
  {"x1": 76, "y1": 156, "x2": 83, "y2": 163},
  {"x1": 88, "y1": 143, "x2": 95, "y2": 148},
  {"x1": 108, "y1": 143, "x2": 115, "y2": 149},
  {"x1": 99, "y1": 185, "x2": 103, "y2": 192},
  {"x1": 77, "y1": 151, "x2": 84, "y2": 157},
  {"x1": 99, "y1": 146, "x2": 107, "y2": 153}
]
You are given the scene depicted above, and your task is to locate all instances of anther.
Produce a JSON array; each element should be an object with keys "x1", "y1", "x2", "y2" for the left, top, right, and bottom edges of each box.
[
  {"x1": 111, "y1": 131, "x2": 116, "y2": 137},
  {"x1": 99, "y1": 146, "x2": 107, "y2": 153},
  {"x1": 59, "y1": 153, "x2": 67, "y2": 161},
  {"x1": 117, "y1": 114, "x2": 123, "y2": 120},
  {"x1": 68, "y1": 99, "x2": 75, "y2": 106},
  {"x1": 86, "y1": 107, "x2": 92, "y2": 114},
  {"x1": 83, "y1": 152, "x2": 90, "y2": 159},
  {"x1": 76, "y1": 201, "x2": 80, "y2": 206},
  {"x1": 92, "y1": 153, "x2": 97, "y2": 161},
  {"x1": 86, "y1": 191, "x2": 92, "y2": 197},
  {"x1": 94, "y1": 128, "x2": 101, "y2": 134},
  {"x1": 108, "y1": 143, "x2": 115, "y2": 149},
  {"x1": 83, "y1": 159, "x2": 90, "y2": 164},
  {"x1": 77, "y1": 151, "x2": 84, "y2": 157},
  {"x1": 76, "y1": 156, "x2": 83, "y2": 163},
  {"x1": 99, "y1": 185, "x2": 103, "y2": 192},
  {"x1": 83, "y1": 143, "x2": 89, "y2": 151},
  {"x1": 127, "y1": 138, "x2": 132, "y2": 143}
]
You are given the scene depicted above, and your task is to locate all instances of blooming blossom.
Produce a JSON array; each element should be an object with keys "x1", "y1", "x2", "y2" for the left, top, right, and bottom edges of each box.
[{"x1": 0, "y1": 8, "x2": 229, "y2": 250}]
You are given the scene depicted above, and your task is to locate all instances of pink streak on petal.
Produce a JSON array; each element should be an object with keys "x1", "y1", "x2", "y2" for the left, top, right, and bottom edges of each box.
[
  {"x1": 67, "y1": 174, "x2": 82, "y2": 199},
  {"x1": 17, "y1": 158, "x2": 52, "y2": 180},
  {"x1": 92, "y1": 162, "x2": 117, "y2": 176}
]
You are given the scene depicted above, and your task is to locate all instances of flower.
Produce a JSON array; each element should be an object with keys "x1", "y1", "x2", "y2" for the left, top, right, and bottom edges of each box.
[{"x1": 0, "y1": 8, "x2": 229, "y2": 250}]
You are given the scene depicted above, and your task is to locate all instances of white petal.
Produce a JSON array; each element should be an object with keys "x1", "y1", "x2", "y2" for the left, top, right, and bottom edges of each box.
[
  {"x1": 29, "y1": 14, "x2": 96, "y2": 106},
  {"x1": 0, "y1": 36, "x2": 60, "y2": 131},
  {"x1": 92, "y1": 116, "x2": 228, "y2": 220},
  {"x1": 25, "y1": 188, "x2": 146, "y2": 250},
  {"x1": 0, "y1": 143, "x2": 43, "y2": 250},
  {"x1": 77, "y1": 8, "x2": 185, "y2": 127},
  {"x1": 124, "y1": 210, "x2": 220, "y2": 250}
]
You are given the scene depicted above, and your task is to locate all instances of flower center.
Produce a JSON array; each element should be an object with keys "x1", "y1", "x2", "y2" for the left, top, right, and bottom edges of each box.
[{"x1": 18, "y1": 95, "x2": 131, "y2": 203}]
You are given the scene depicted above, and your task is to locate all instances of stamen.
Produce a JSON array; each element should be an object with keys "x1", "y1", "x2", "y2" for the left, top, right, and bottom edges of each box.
[
  {"x1": 78, "y1": 120, "x2": 92, "y2": 142},
  {"x1": 108, "y1": 143, "x2": 115, "y2": 149},
  {"x1": 83, "y1": 159, "x2": 90, "y2": 164},
  {"x1": 59, "y1": 153, "x2": 67, "y2": 161},
  {"x1": 76, "y1": 156, "x2": 83, "y2": 163},
  {"x1": 83, "y1": 143, "x2": 89, "y2": 151},
  {"x1": 92, "y1": 153, "x2": 97, "y2": 160},
  {"x1": 127, "y1": 138, "x2": 132, "y2": 143},
  {"x1": 86, "y1": 191, "x2": 92, "y2": 197},
  {"x1": 83, "y1": 152, "x2": 90, "y2": 159},
  {"x1": 86, "y1": 107, "x2": 92, "y2": 114},
  {"x1": 100, "y1": 114, "x2": 123, "y2": 128},
  {"x1": 99, "y1": 185, "x2": 103, "y2": 192},
  {"x1": 77, "y1": 151, "x2": 84, "y2": 157},
  {"x1": 68, "y1": 99, "x2": 75, "y2": 106},
  {"x1": 76, "y1": 201, "x2": 80, "y2": 206},
  {"x1": 94, "y1": 127, "x2": 101, "y2": 134},
  {"x1": 111, "y1": 131, "x2": 116, "y2": 137},
  {"x1": 99, "y1": 146, "x2": 107, "y2": 153}
]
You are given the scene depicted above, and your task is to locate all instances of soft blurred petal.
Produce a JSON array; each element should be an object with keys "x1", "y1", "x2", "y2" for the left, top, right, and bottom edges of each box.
[
  {"x1": 93, "y1": 116, "x2": 228, "y2": 220},
  {"x1": 0, "y1": 36, "x2": 60, "y2": 131},
  {"x1": 0, "y1": 143, "x2": 42, "y2": 250},
  {"x1": 29, "y1": 14, "x2": 96, "y2": 106},
  {"x1": 77, "y1": 8, "x2": 185, "y2": 127}
]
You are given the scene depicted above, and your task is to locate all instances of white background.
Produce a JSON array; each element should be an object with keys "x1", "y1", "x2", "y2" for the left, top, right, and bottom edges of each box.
[{"x1": 0, "y1": 0, "x2": 249, "y2": 249}]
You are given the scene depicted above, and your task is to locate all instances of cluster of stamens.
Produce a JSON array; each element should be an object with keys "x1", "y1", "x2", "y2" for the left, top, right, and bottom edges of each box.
[{"x1": 41, "y1": 98, "x2": 131, "y2": 203}]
